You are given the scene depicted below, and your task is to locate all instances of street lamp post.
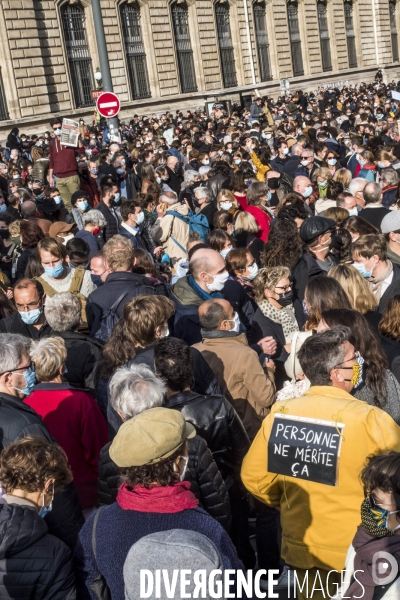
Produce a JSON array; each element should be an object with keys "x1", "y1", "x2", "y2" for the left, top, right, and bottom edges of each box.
[{"x1": 91, "y1": 0, "x2": 121, "y2": 143}]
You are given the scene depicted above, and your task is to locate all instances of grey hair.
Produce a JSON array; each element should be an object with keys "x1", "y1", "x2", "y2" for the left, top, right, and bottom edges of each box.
[
  {"x1": 291, "y1": 144, "x2": 302, "y2": 156},
  {"x1": 194, "y1": 187, "x2": 212, "y2": 203},
  {"x1": 160, "y1": 191, "x2": 178, "y2": 205},
  {"x1": 198, "y1": 166, "x2": 211, "y2": 180},
  {"x1": 44, "y1": 292, "x2": 81, "y2": 332},
  {"x1": 297, "y1": 326, "x2": 351, "y2": 386},
  {"x1": 182, "y1": 169, "x2": 199, "y2": 189},
  {"x1": 109, "y1": 363, "x2": 166, "y2": 420},
  {"x1": 363, "y1": 182, "x2": 382, "y2": 205},
  {"x1": 348, "y1": 177, "x2": 367, "y2": 196},
  {"x1": 380, "y1": 167, "x2": 399, "y2": 187},
  {"x1": 0, "y1": 333, "x2": 31, "y2": 373},
  {"x1": 83, "y1": 210, "x2": 107, "y2": 228}
]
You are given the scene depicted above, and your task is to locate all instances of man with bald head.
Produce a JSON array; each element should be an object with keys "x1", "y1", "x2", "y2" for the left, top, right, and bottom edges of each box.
[
  {"x1": 193, "y1": 298, "x2": 275, "y2": 441},
  {"x1": 20, "y1": 200, "x2": 51, "y2": 235},
  {"x1": 359, "y1": 181, "x2": 390, "y2": 230},
  {"x1": 293, "y1": 175, "x2": 313, "y2": 203},
  {"x1": 171, "y1": 248, "x2": 228, "y2": 344}
]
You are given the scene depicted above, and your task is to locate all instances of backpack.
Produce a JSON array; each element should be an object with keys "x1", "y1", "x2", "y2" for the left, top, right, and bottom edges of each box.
[
  {"x1": 36, "y1": 267, "x2": 88, "y2": 331},
  {"x1": 93, "y1": 290, "x2": 130, "y2": 344},
  {"x1": 166, "y1": 209, "x2": 209, "y2": 243}
]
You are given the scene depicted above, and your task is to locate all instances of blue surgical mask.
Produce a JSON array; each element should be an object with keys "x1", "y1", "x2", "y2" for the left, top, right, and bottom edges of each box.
[
  {"x1": 11, "y1": 365, "x2": 36, "y2": 396},
  {"x1": 91, "y1": 168, "x2": 98, "y2": 175},
  {"x1": 136, "y1": 211, "x2": 145, "y2": 225},
  {"x1": 353, "y1": 259, "x2": 373, "y2": 278},
  {"x1": 116, "y1": 168, "x2": 125, "y2": 175},
  {"x1": 377, "y1": 161, "x2": 385, "y2": 169},
  {"x1": 19, "y1": 307, "x2": 42, "y2": 325},
  {"x1": 113, "y1": 193, "x2": 120, "y2": 204},
  {"x1": 318, "y1": 180, "x2": 328, "y2": 188},
  {"x1": 108, "y1": 152, "x2": 114, "y2": 161},
  {"x1": 53, "y1": 195, "x2": 62, "y2": 205},
  {"x1": 303, "y1": 186, "x2": 313, "y2": 198},
  {"x1": 234, "y1": 159, "x2": 241, "y2": 165},
  {"x1": 220, "y1": 246, "x2": 233, "y2": 259},
  {"x1": 77, "y1": 200, "x2": 89, "y2": 211},
  {"x1": 302, "y1": 299, "x2": 310, "y2": 318},
  {"x1": 348, "y1": 208, "x2": 358, "y2": 216},
  {"x1": 267, "y1": 190, "x2": 272, "y2": 202},
  {"x1": 0, "y1": 204, "x2": 6, "y2": 214},
  {"x1": 327, "y1": 158, "x2": 337, "y2": 166},
  {"x1": 38, "y1": 483, "x2": 54, "y2": 519},
  {"x1": 43, "y1": 261, "x2": 64, "y2": 279}
]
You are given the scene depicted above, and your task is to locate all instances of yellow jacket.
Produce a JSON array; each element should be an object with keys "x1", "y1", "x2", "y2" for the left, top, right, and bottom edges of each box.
[
  {"x1": 249, "y1": 151, "x2": 270, "y2": 182},
  {"x1": 241, "y1": 386, "x2": 400, "y2": 572}
]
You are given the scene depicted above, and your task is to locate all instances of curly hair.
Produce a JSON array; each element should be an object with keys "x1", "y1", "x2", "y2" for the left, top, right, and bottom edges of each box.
[
  {"x1": 261, "y1": 219, "x2": 303, "y2": 270},
  {"x1": 0, "y1": 437, "x2": 72, "y2": 493},
  {"x1": 379, "y1": 295, "x2": 400, "y2": 341},
  {"x1": 119, "y1": 445, "x2": 183, "y2": 488},
  {"x1": 253, "y1": 266, "x2": 291, "y2": 302}
]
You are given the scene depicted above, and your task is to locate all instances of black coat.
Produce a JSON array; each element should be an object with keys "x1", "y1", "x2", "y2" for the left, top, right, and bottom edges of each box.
[
  {"x1": 86, "y1": 271, "x2": 159, "y2": 337},
  {"x1": 199, "y1": 202, "x2": 217, "y2": 230},
  {"x1": 118, "y1": 226, "x2": 149, "y2": 251},
  {"x1": 125, "y1": 169, "x2": 141, "y2": 200},
  {"x1": 97, "y1": 434, "x2": 231, "y2": 530},
  {"x1": 0, "y1": 392, "x2": 84, "y2": 550},
  {"x1": 165, "y1": 390, "x2": 249, "y2": 482},
  {"x1": 222, "y1": 279, "x2": 258, "y2": 344},
  {"x1": 97, "y1": 161, "x2": 117, "y2": 182},
  {"x1": 234, "y1": 231, "x2": 264, "y2": 266},
  {"x1": 95, "y1": 201, "x2": 120, "y2": 242},
  {"x1": 358, "y1": 206, "x2": 390, "y2": 231},
  {"x1": 0, "y1": 312, "x2": 52, "y2": 339},
  {"x1": 16, "y1": 247, "x2": 36, "y2": 281},
  {"x1": 50, "y1": 330, "x2": 102, "y2": 393},
  {"x1": 165, "y1": 165, "x2": 183, "y2": 196},
  {"x1": 380, "y1": 334, "x2": 400, "y2": 373},
  {"x1": 291, "y1": 252, "x2": 331, "y2": 303},
  {"x1": 0, "y1": 500, "x2": 75, "y2": 600},
  {"x1": 379, "y1": 263, "x2": 400, "y2": 312},
  {"x1": 105, "y1": 344, "x2": 222, "y2": 438}
]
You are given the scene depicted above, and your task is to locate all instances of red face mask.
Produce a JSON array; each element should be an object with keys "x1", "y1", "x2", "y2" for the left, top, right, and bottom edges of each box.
[{"x1": 92, "y1": 227, "x2": 100, "y2": 235}]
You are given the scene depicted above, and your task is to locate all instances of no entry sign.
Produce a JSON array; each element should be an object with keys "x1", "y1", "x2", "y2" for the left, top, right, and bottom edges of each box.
[{"x1": 96, "y1": 92, "x2": 121, "y2": 118}]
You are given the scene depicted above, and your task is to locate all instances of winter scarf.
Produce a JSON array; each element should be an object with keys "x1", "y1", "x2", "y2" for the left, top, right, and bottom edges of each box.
[{"x1": 117, "y1": 481, "x2": 199, "y2": 513}]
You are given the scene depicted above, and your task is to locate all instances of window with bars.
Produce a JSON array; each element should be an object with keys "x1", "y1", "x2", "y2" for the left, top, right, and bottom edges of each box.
[
  {"x1": 171, "y1": 3, "x2": 197, "y2": 94},
  {"x1": 215, "y1": 3, "x2": 238, "y2": 88},
  {"x1": 0, "y1": 71, "x2": 9, "y2": 121},
  {"x1": 317, "y1": 1, "x2": 332, "y2": 71},
  {"x1": 120, "y1": 3, "x2": 151, "y2": 100},
  {"x1": 344, "y1": 2, "x2": 357, "y2": 68},
  {"x1": 287, "y1": 2, "x2": 304, "y2": 77},
  {"x1": 390, "y1": 1, "x2": 399, "y2": 62},
  {"x1": 253, "y1": 3, "x2": 272, "y2": 82},
  {"x1": 61, "y1": 3, "x2": 95, "y2": 108}
]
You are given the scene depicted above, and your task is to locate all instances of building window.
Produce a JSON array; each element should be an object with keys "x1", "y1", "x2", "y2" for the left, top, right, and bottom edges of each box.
[
  {"x1": 215, "y1": 2, "x2": 238, "y2": 88},
  {"x1": 344, "y1": 2, "x2": 357, "y2": 68},
  {"x1": 253, "y1": 3, "x2": 272, "y2": 82},
  {"x1": 171, "y1": 3, "x2": 197, "y2": 94},
  {"x1": 317, "y1": 1, "x2": 332, "y2": 71},
  {"x1": 61, "y1": 3, "x2": 95, "y2": 108},
  {"x1": 287, "y1": 2, "x2": 304, "y2": 77},
  {"x1": 0, "y1": 72, "x2": 9, "y2": 121},
  {"x1": 390, "y1": 1, "x2": 399, "y2": 62},
  {"x1": 120, "y1": 3, "x2": 151, "y2": 100}
]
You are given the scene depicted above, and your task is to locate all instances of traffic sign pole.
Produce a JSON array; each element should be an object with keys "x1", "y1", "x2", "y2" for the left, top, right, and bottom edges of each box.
[{"x1": 92, "y1": 0, "x2": 121, "y2": 143}]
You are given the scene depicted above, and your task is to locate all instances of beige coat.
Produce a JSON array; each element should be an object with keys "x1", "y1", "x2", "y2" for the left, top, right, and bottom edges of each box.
[
  {"x1": 151, "y1": 202, "x2": 189, "y2": 266},
  {"x1": 193, "y1": 333, "x2": 275, "y2": 440}
]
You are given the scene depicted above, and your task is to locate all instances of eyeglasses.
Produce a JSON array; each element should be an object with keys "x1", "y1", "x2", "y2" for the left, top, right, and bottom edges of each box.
[
  {"x1": 300, "y1": 156, "x2": 311, "y2": 160},
  {"x1": 0, "y1": 362, "x2": 32, "y2": 377},
  {"x1": 370, "y1": 494, "x2": 396, "y2": 509},
  {"x1": 275, "y1": 283, "x2": 292, "y2": 292},
  {"x1": 334, "y1": 351, "x2": 360, "y2": 370}
]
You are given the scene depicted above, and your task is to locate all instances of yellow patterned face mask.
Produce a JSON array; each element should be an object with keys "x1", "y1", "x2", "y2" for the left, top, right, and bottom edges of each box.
[
  {"x1": 351, "y1": 362, "x2": 361, "y2": 386},
  {"x1": 334, "y1": 352, "x2": 364, "y2": 389}
]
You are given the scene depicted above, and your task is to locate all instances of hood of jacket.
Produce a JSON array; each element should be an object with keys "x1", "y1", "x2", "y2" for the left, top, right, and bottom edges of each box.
[
  {"x1": 167, "y1": 202, "x2": 189, "y2": 217},
  {"x1": 0, "y1": 501, "x2": 47, "y2": 559},
  {"x1": 172, "y1": 275, "x2": 203, "y2": 307}
]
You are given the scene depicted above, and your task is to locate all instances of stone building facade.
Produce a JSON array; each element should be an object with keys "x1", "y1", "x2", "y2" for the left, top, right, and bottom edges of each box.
[{"x1": 0, "y1": 0, "x2": 400, "y2": 133}]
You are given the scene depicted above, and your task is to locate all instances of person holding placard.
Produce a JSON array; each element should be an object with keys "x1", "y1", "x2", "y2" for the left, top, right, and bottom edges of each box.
[{"x1": 242, "y1": 326, "x2": 400, "y2": 599}]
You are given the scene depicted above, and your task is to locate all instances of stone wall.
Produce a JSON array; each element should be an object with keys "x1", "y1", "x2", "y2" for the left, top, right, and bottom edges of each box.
[{"x1": 0, "y1": 0, "x2": 398, "y2": 130}]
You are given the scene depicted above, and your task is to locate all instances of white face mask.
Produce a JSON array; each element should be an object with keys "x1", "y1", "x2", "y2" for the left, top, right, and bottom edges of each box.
[
  {"x1": 176, "y1": 455, "x2": 189, "y2": 481},
  {"x1": 62, "y1": 234, "x2": 74, "y2": 245},
  {"x1": 220, "y1": 201, "x2": 232, "y2": 211},
  {"x1": 227, "y1": 311, "x2": 241, "y2": 333},
  {"x1": 282, "y1": 147, "x2": 289, "y2": 155},
  {"x1": 205, "y1": 270, "x2": 229, "y2": 292},
  {"x1": 246, "y1": 262, "x2": 259, "y2": 280}
]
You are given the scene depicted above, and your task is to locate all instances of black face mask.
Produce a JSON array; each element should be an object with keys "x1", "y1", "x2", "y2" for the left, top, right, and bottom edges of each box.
[
  {"x1": 268, "y1": 177, "x2": 281, "y2": 190},
  {"x1": 33, "y1": 188, "x2": 43, "y2": 196},
  {"x1": 191, "y1": 181, "x2": 202, "y2": 190},
  {"x1": 277, "y1": 290, "x2": 294, "y2": 307},
  {"x1": 0, "y1": 229, "x2": 9, "y2": 239}
]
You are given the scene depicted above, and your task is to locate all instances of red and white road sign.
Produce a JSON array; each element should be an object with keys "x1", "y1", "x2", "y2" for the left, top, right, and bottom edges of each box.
[{"x1": 96, "y1": 92, "x2": 121, "y2": 118}]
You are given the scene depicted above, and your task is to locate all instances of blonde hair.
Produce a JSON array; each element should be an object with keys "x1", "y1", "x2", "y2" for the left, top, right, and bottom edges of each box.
[
  {"x1": 328, "y1": 264, "x2": 377, "y2": 314},
  {"x1": 234, "y1": 211, "x2": 259, "y2": 233},
  {"x1": 37, "y1": 237, "x2": 67, "y2": 262},
  {"x1": 323, "y1": 206, "x2": 349, "y2": 227},
  {"x1": 103, "y1": 234, "x2": 134, "y2": 272},
  {"x1": 253, "y1": 266, "x2": 291, "y2": 302},
  {"x1": 216, "y1": 189, "x2": 239, "y2": 211},
  {"x1": 333, "y1": 168, "x2": 352, "y2": 188},
  {"x1": 312, "y1": 167, "x2": 332, "y2": 182},
  {"x1": 30, "y1": 336, "x2": 67, "y2": 382}
]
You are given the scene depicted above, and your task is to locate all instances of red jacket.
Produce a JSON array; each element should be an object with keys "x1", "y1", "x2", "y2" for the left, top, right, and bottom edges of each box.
[
  {"x1": 244, "y1": 205, "x2": 271, "y2": 242},
  {"x1": 49, "y1": 138, "x2": 85, "y2": 178},
  {"x1": 25, "y1": 383, "x2": 108, "y2": 508}
]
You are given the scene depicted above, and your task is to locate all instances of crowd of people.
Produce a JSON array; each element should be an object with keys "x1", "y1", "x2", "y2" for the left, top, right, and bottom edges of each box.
[{"x1": 3, "y1": 78, "x2": 400, "y2": 599}]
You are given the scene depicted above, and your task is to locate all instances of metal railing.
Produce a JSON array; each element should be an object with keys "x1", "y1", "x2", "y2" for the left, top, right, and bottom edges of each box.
[
  {"x1": 215, "y1": 3, "x2": 238, "y2": 88},
  {"x1": 120, "y1": 3, "x2": 151, "y2": 99},
  {"x1": 390, "y1": 1, "x2": 399, "y2": 62},
  {"x1": 344, "y1": 2, "x2": 357, "y2": 67},
  {"x1": 254, "y1": 3, "x2": 272, "y2": 81},
  {"x1": 318, "y1": 2, "x2": 332, "y2": 71},
  {"x1": 171, "y1": 3, "x2": 197, "y2": 93},
  {"x1": 287, "y1": 2, "x2": 304, "y2": 77}
]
